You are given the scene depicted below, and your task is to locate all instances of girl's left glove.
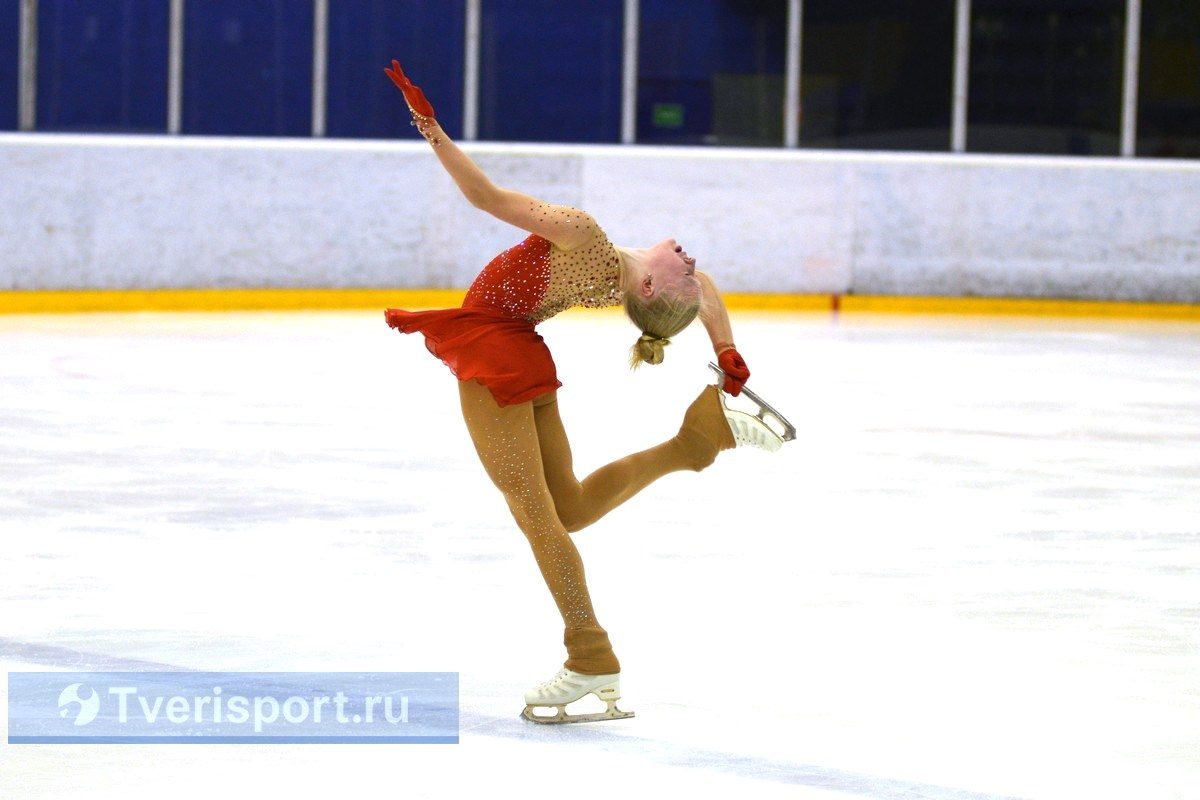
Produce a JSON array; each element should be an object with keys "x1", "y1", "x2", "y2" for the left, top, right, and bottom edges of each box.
[
  {"x1": 384, "y1": 59, "x2": 436, "y2": 118},
  {"x1": 718, "y1": 348, "x2": 750, "y2": 396}
]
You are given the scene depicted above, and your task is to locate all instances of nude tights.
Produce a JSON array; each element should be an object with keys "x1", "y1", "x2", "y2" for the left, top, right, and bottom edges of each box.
[{"x1": 457, "y1": 379, "x2": 731, "y2": 674}]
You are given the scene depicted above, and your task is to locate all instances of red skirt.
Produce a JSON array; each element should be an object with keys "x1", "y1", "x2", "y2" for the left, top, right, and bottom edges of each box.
[{"x1": 384, "y1": 306, "x2": 561, "y2": 407}]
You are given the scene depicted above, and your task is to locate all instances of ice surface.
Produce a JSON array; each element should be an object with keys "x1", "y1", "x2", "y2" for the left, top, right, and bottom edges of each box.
[{"x1": 1, "y1": 309, "x2": 1198, "y2": 799}]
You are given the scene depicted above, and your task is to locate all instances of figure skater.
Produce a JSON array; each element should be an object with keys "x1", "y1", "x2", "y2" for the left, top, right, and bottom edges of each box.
[{"x1": 382, "y1": 60, "x2": 774, "y2": 724}]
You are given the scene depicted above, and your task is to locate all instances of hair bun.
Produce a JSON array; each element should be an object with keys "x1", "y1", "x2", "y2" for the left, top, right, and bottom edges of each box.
[{"x1": 629, "y1": 332, "x2": 669, "y2": 369}]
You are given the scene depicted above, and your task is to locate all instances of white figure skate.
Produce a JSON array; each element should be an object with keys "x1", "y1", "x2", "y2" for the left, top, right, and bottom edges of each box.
[
  {"x1": 707, "y1": 363, "x2": 797, "y2": 452},
  {"x1": 521, "y1": 668, "x2": 634, "y2": 724}
]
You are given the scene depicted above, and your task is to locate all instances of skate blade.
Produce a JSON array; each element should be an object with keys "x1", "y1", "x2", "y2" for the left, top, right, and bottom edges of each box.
[
  {"x1": 707, "y1": 363, "x2": 797, "y2": 446},
  {"x1": 521, "y1": 699, "x2": 635, "y2": 725}
]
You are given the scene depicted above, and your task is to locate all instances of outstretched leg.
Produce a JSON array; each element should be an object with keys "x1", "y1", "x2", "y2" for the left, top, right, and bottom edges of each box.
[
  {"x1": 458, "y1": 378, "x2": 618, "y2": 675},
  {"x1": 532, "y1": 385, "x2": 735, "y2": 533}
]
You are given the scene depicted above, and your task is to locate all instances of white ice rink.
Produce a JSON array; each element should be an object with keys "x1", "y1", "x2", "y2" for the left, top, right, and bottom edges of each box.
[{"x1": 1, "y1": 308, "x2": 1197, "y2": 799}]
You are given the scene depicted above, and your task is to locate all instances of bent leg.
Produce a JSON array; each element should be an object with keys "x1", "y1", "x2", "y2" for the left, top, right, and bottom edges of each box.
[
  {"x1": 532, "y1": 385, "x2": 735, "y2": 533},
  {"x1": 459, "y1": 379, "x2": 618, "y2": 675}
]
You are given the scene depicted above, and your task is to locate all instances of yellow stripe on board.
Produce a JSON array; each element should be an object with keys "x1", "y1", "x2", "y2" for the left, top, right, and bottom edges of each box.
[
  {"x1": 0, "y1": 288, "x2": 467, "y2": 314},
  {"x1": 719, "y1": 293, "x2": 834, "y2": 312},
  {"x1": 836, "y1": 294, "x2": 1200, "y2": 320},
  {"x1": 0, "y1": 288, "x2": 1198, "y2": 320}
]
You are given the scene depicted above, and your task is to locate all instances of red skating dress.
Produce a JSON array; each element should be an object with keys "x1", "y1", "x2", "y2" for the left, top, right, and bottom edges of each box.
[{"x1": 385, "y1": 210, "x2": 624, "y2": 407}]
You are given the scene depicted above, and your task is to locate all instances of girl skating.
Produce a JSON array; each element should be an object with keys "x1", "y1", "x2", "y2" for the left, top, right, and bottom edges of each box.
[{"x1": 381, "y1": 60, "x2": 786, "y2": 723}]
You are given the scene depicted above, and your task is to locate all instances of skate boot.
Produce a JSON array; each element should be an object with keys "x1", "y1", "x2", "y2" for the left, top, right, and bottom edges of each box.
[
  {"x1": 521, "y1": 668, "x2": 634, "y2": 724},
  {"x1": 707, "y1": 363, "x2": 797, "y2": 452}
]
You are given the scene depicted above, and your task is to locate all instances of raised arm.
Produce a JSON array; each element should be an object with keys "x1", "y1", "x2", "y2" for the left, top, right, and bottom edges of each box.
[
  {"x1": 384, "y1": 60, "x2": 595, "y2": 251},
  {"x1": 697, "y1": 270, "x2": 751, "y2": 395}
]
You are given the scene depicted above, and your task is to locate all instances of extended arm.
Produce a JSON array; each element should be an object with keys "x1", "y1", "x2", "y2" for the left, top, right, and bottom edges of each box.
[
  {"x1": 385, "y1": 60, "x2": 595, "y2": 250},
  {"x1": 698, "y1": 270, "x2": 751, "y2": 394},
  {"x1": 697, "y1": 271, "x2": 733, "y2": 354}
]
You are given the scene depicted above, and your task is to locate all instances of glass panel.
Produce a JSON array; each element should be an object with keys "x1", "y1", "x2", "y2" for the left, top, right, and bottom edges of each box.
[
  {"x1": 969, "y1": 0, "x2": 1124, "y2": 155},
  {"x1": 327, "y1": 0, "x2": 465, "y2": 140},
  {"x1": 0, "y1": 0, "x2": 17, "y2": 129},
  {"x1": 479, "y1": 0, "x2": 623, "y2": 143},
  {"x1": 1137, "y1": 1, "x2": 1200, "y2": 159},
  {"x1": 35, "y1": 0, "x2": 169, "y2": 132},
  {"x1": 183, "y1": 0, "x2": 312, "y2": 136},
  {"x1": 801, "y1": 1, "x2": 954, "y2": 150},
  {"x1": 638, "y1": 0, "x2": 786, "y2": 146}
]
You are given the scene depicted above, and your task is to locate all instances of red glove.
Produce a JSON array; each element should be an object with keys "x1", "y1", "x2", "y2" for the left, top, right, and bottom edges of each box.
[
  {"x1": 718, "y1": 348, "x2": 750, "y2": 396},
  {"x1": 384, "y1": 59, "x2": 436, "y2": 118}
]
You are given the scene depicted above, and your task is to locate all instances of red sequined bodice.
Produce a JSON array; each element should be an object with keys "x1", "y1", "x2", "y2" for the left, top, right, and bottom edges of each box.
[
  {"x1": 461, "y1": 211, "x2": 624, "y2": 324},
  {"x1": 463, "y1": 235, "x2": 552, "y2": 320}
]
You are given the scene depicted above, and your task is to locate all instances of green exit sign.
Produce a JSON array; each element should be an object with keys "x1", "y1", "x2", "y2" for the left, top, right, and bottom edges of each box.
[{"x1": 652, "y1": 103, "x2": 685, "y2": 129}]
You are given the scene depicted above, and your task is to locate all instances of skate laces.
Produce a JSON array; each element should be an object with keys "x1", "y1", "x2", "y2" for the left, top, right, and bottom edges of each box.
[
  {"x1": 725, "y1": 411, "x2": 777, "y2": 450},
  {"x1": 535, "y1": 669, "x2": 571, "y2": 693},
  {"x1": 716, "y1": 393, "x2": 787, "y2": 452}
]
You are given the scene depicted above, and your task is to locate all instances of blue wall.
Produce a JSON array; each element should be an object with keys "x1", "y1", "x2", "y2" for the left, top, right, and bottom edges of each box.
[
  {"x1": 4, "y1": 0, "x2": 1193, "y2": 158},
  {"x1": 326, "y1": 0, "x2": 464, "y2": 140},
  {"x1": 478, "y1": 0, "x2": 623, "y2": 143},
  {"x1": 0, "y1": 0, "x2": 17, "y2": 130},
  {"x1": 183, "y1": 0, "x2": 313, "y2": 136},
  {"x1": 37, "y1": 0, "x2": 169, "y2": 132},
  {"x1": 637, "y1": 0, "x2": 787, "y2": 145}
]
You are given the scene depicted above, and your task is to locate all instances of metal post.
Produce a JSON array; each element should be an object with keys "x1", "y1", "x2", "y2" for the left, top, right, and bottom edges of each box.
[
  {"x1": 312, "y1": 0, "x2": 328, "y2": 137},
  {"x1": 1120, "y1": 0, "x2": 1141, "y2": 157},
  {"x1": 463, "y1": 0, "x2": 480, "y2": 140},
  {"x1": 784, "y1": 0, "x2": 801, "y2": 147},
  {"x1": 621, "y1": 0, "x2": 638, "y2": 144},
  {"x1": 168, "y1": 0, "x2": 183, "y2": 134},
  {"x1": 18, "y1": 0, "x2": 37, "y2": 131},
  {"x1": 951, "y1": 0, "x2": 971, "y2": 152}
]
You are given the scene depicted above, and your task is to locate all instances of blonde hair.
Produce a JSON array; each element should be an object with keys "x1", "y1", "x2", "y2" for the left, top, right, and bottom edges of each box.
[{"x1": 624, "y1": 291, "x2": 701, "y2": 369}]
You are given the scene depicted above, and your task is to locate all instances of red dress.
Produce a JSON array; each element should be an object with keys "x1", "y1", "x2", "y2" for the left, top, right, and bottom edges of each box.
[{"x1": 385, "y1": 212, "x2": 623, "y2": 407}]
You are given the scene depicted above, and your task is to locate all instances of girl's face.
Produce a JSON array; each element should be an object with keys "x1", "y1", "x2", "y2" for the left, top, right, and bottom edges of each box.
[{"x1": 645, "y1": 238, "x2": 701, "y2": 300}]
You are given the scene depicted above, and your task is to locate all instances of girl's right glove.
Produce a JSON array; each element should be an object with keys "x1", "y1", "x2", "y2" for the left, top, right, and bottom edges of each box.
[{"x1": 384, "y1": 59, "x2": 436, "y2": 119}]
